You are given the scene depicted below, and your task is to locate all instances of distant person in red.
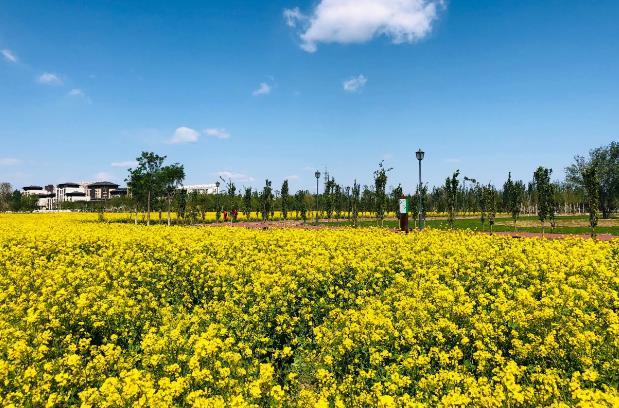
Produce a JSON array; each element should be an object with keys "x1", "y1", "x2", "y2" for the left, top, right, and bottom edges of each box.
[
  {"x1": 232, "y1": 209, "x2": 238, "y2": 222},
  {"x1": 223, "y1": 211, "x2": 228, "y2": 222}
]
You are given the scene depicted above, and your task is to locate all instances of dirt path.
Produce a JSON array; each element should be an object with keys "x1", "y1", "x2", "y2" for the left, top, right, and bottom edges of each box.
[
  {"x1": 203, "y1": 220, "x2": 617, "y2": 240},
  {"x1": 490, "y1": 231, "x2": 617, "y2": 241}
]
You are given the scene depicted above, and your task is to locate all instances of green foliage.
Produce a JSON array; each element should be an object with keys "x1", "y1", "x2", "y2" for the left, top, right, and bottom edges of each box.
[
  {"x1": 582, "y1": 166, "x2": 600, "y2": 238},
  {"x1": 0, "y1": 183, "x2": 11, "y2": 211},
  {"x1": 533, "y1": 166, "x2": 553, "y2": 234},
  {"x1": 324, "y1": 176, "x2": 336, "y2": 220},
  {"x1": 281, "y1": 180, "x2": 289, "y2": 220},
  {"x1": 392, "y1": 184, "x2": 403, "y2": 216},
  {"x1": 351, "y1": 180, "x2": 360, "y2": 227},
  {"x1": 566, "y1": 141, "x2": 618, "y2": 218},
  {"x1": 261, "y1": 180, "x2": 273, "y2": 221},
  {"x1": 373, "y1": 161, "x2": 392, "y2": 226},
  {"x1": 503, "y1": 173, "x2": 526, "y2": 230},
  {"x1": 294, "y1": 190, "x2": 308, "y2": 223},
  {"x1": 482, "y1": 184, "x2": 497, "y2": 234},
  {"x1": 243, "y1": 188, "x2": 252, "y2": 219},
  {"x1": 126, "y1": 152, "x2": 169, "y2": 225},
  {"x1": 413, "y1": 184, "x2": 427, "y2": 229},
  {"x1": 444, "y1": 170, "x2": 460, "y2": 228}
]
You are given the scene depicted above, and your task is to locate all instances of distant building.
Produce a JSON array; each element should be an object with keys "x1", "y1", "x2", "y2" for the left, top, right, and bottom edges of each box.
[
  {"x1": 22, "y1": 186, "x2": 55, "y2": 210},
  {"x1": 110, "y1": 187, "x2": 128, "y2": 197},
  {"x1": 86, "y1": 181, "x2": 120, "y2": 201},
  {"x1": 56, "y1": 182, "x2": 88, "y2": 203},
  {"x1": 180, "y1": 184, "x2": 219, "y2": 194}
]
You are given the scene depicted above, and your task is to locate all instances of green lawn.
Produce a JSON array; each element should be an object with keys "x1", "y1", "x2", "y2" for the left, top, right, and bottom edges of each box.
[{"x1": 319, "y1": 214, "x2": 619, "y2": 236}]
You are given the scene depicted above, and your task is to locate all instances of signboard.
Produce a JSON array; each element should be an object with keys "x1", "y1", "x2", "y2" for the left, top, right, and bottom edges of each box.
[{"x1": 399, "y1": 198, "x2": 409, "y2": 214}]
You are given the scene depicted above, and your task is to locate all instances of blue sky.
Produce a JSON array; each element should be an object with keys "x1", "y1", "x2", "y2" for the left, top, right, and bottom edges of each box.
[{"x1": 1, "y1": 0, "x2": 617, "y2": 192}]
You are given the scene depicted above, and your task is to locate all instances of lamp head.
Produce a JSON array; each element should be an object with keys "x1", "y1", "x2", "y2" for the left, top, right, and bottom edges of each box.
[
  {"x1": 416, "y1": 149, "x2": 425, "y2": 161},
  {"x1": 215, "y1": 181, "x2": 220, "y2": 188},
  {"x1": 315, "y1": 170, "x2": 321, "y2": 179}
]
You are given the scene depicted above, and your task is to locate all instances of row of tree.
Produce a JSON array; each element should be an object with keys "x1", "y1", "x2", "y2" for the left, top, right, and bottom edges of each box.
[
  {"x1": 0, "y1": 184, "x2": 39, "y2": 212},
  {"x1": 2, "y1": 142, "x2": 616, "y2": 235}
]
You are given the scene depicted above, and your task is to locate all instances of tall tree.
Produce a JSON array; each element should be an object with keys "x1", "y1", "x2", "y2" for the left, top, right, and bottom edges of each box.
[
  {"x1": 392, "y1": 184, "x2": 403, "y2": 218},
  {"x1": 295, "y1": 190, "x2": 308, "y2": 223},
  {"x1": 444, "y1": 170, "x2": 460, "y2": 228},
  {"x1": 566, "y1": 142, "x2": 618, "y2": 219},
  {"x1": 373, "y1": 161, "x2": 392, "y2": 226},
  {"x1": 334, "y1": 183, "x2": 343, "y2": 220},
  {"x1": 476, "y1": 184, "x2": 487, "y2": 230},
  {"x1": 351, "y1": 180, "x2": 361, "y2": 227},
  {"x1": 10, "y1": 190, "x2": 22, "y2": 212},
  {"x1": 243, "y1": 187, "x2": 252, "y2": 220},
  {"x1": 176, "y1": 189, "x2": 187, "y2": 221},
  {"x1": 504, "y1": 173, "x2": 526, "y2": 230},
  {"x1": 127, "y1": 152, "x2": 166, "y2": 226},
  {"x1": 160, "y1": 164, "x2": 185, "y2": 226},
  {"x1": 0, "y1": 182, "x2": 12, "y2": 211},
  {"x1": 483, "y1": 184, "x2": 497, "y2": 234},
  {"x1": 582, "y1": 166, "x2": 600, "y2": 238},
  {"x1": 281, "y1": 180, "x2": 290, "y2": 220},
  {"x1": 533, "y1": 166, "x2": 553, "y2": 235},
  {"x1": 261, "y1": 179, "x2": 273, "y2": 221},
  {"x1": 512, "y1": 180, "x2": 526, "y2": 230},
  {"x1": 324, "y1": 176, "x2": 336, "y2": 220}
]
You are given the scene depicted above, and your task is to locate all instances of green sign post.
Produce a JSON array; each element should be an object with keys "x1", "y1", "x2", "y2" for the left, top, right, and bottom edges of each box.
[{"x1": 398, "y1": 197, "x2": 409, "y2": 233}]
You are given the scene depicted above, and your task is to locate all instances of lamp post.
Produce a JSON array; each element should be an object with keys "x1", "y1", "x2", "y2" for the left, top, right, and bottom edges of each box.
[
  {"x1": 416, "y1": 149, "x2": 425, "y2": 229},
  {"x1": 215, "y1": 181, "x2": 221, "y2": 223},
  {"x1": 463, "y1": 176, "x2": 477, "y2": 215},
  {"x1": 314, "y1": 170, "x2": 321, "y2": 225}
]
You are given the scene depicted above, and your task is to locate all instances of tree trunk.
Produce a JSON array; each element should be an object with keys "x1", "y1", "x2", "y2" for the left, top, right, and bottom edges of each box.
[
  {"x1": 167, "y1": 196, "x2": 171, "y2": 226},
  {"x1": 147, "y1": 190, "x2": 151, "y2": 226}
]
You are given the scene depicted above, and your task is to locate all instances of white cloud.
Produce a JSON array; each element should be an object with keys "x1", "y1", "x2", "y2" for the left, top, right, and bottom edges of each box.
[
  {"x1": 68, "y1": 88, "x2": 92, "y2": 103},
  {"x1": 68, "y1": 88, "x2": 84, "y2": 97},
  {"x1": 343, "y1": 74, "x2": 367, "y2": 92},
  {"x1": 215, "y1": 171, "x2": 254, "y2": 183},
  {"x1": 284, "y1": 0, "x2": 444, "y2": 52},
  {"x1": 94, "y1": 171, "x2": 114, "y2": 181},
  {"x1": 168, "y1": 127, "x2": 200, "y2": 144},
  {"x1": 252, "y1": 82, "x2": 271, "y2": 96},
  {"x1": 38, "y1": 72, "x2": 63, "y2": 85},
  {"x1": 283, "y1": 7, "x2": 305, "y2": 27},
  {"x1": 1, "y1": 49, "x2": 18, "y2": 63},
  {"x1": 111, "y1": 161, "x2": 138, "y2": 168},
  {"x1": 0, "y1": 157, "x2": 21, "y2": 166},
  {"x1": 204, "y1": 128, "x2": 231, "y2": 139}
]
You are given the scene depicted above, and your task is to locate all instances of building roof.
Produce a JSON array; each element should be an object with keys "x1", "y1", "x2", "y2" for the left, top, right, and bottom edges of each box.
[
  {"x1": 23, "y1": 186, "x2": 43, "y2": 190},
  {"x1": 110, "y1": 189, "x2": 128, "y2": 196},
  {"x1": 86, "y1": 181, "x2": 119, "y2": 188},
  {"x1": 57, "y1": 182, "x2": 80, "y2": 188}
]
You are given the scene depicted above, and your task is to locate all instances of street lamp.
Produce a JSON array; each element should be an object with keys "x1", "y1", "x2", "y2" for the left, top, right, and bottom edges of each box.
[
  {"x1": 215, "y1": 181, "x2": 221, "y2": 223},
  {"x1": 416, "y1": 149, "x2": 425, "y2": 230},
  {"x1": 314, "y1": 170, "x2": 321, "y2": 225},
  {"x1": 463, "y1": 177, "x2": 477, "y2": 215}
]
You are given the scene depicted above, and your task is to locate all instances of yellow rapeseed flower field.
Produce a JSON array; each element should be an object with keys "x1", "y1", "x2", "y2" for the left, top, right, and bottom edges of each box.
[{"x1": 0, "y1": 213, "x2": 617, "y2": 407}]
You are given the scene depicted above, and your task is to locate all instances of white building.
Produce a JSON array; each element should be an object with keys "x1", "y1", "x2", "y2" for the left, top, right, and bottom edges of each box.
[
  {"x1": 56, "y1": 182, "x2": 88, "y2": 203},
  {"x1": 85, "y1": 181, "x2": 120, "y2": 200},
  {"x1": 180, "y1": 184, "x2": 219, "y2": 194},
  {"x1": 22, "y1": 186, "x2": 55, "y2": 210}
]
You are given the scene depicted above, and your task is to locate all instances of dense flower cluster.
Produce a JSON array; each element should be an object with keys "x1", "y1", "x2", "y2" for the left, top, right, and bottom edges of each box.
[{"x1": 0, "y1": 213, "x2": 617, "y2": 406}]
